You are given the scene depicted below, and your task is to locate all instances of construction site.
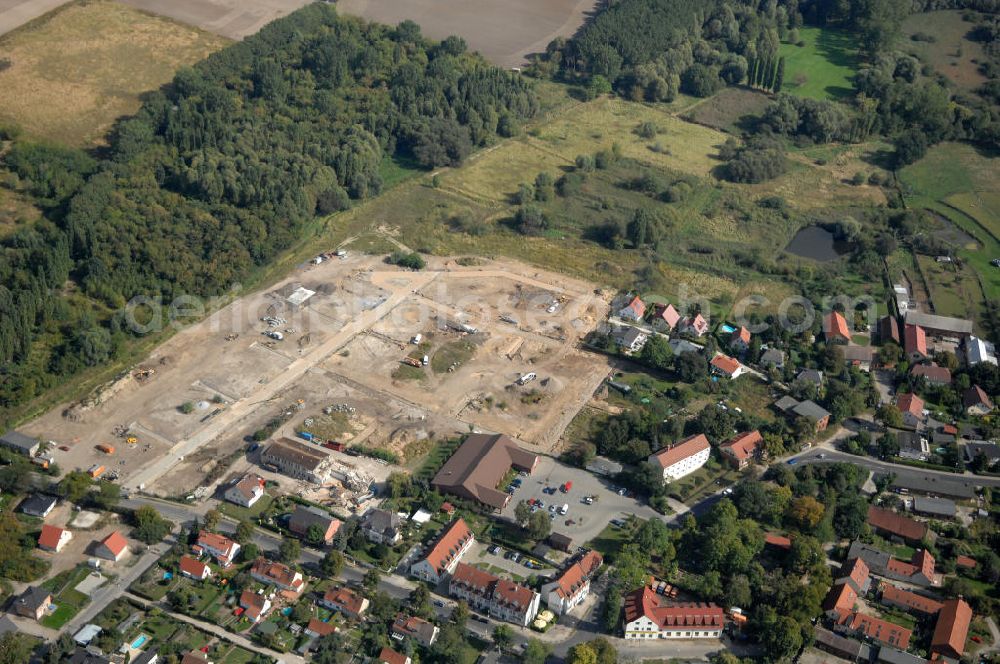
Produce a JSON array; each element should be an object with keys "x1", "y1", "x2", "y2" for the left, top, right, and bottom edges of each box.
[{"x1": 20, "y1": 254, "x2": 611, "y2": 504}]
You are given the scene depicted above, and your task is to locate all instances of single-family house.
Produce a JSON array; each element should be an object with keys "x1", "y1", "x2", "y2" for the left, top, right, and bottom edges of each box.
[
  {"x1": 648, "y1": 434, "x2": 711, "y2": 482},
  {"x1": 963, "y1": 441, "x2": 1000, "y2": 468},
  {"x1": 194, "y1": 531, "x2": 240, "y2": 567},
  {"x1": 179, "y1": 556, "x2": 212, "y2": 581},
  {"x1": 18, "y1": 493, "x2": 57, "y2": 518},
  {"x1": 250, "y1": 558, "x2": 305, "y2": 593},
  {"x1": 305, "y1": 617, "x2": 336, "y2": 638},
  {"x1": 896, "y1": 431, "x2": 928, "y2": 461},
  {"x1": 963, "y1": 385, "x2": 994, "y2": 416},
  {"x1": 320, "y1": 587, "x2": 370, "y2": 619},
  {"x1": 965, "y1": 335, "x2": 997, "y2": 366},
  {"x1": 679, "y1": 314, "x2": 709, "y2": 337},
  {"x1": 760, "y1": 348, "x2": 785, "y2": 369},
  {"x1": 223, "y1": 474, "x2": 265, "y2": 508},
  {"x1": 288, "y1": 505, "x2": 341, "y2": 545},
  {"x1": 792, "y1": 400, "x2": 832, "y2": 432},
  {"x1": 391, "y1": 614, "x2": 440, "y2": 647},
  {"x1": 12, "y1": 586, "x2": 51, "y2": 620},
  {"x1": 613, "y1": 326, "x2": 648, "y2": 354},
  {"x1": 619, "y1": 296, "x2": 646, "y2": 321},
  {"x1": 38, "y1": 525, "x2": 72, "y2": 553},
  {"x1": 239, "y1": 590, "x2": 271, "y2": 623},
  {"x1": 719, "y1": 430, "x2": 762, "y2": 470},
  {"x1": 730, "y1": 326, "x2": 751, "y2": 353},
  {"x1": 710, "y1": 354, "x2": 743, "y2": 379},
  {"x1": 361, "y1": 509, "x2": 403, "y2": 545},
  {"x1": 95, "y1": 531, "x2": 129, "y2": 562},
  {"x1": 651, "y1": 303, "x2": 680, "y2": 331},
  {"x1": 377, "y1": 647, "x2": 411, "y2": 664},
  {"x1": 896, "y1": 393, "x2": 924, "y2": 428},
  {"x1": 824, "y1": 311, "x2": 851, "y2": 344}
]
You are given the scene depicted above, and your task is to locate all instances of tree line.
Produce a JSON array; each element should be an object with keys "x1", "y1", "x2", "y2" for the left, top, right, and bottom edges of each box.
[{"x1": 0, "y1": 4, "x2": 537, "y2": 421}]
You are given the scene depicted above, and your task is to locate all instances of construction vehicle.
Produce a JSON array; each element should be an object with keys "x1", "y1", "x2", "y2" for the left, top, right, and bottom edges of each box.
[
  {"x1": 96, "y1": 444, "x2": 115, "y2": 454},
  {"x1": 88, "y1": 465, "x2": 106, "y2": 479},
  {"x1": 126, "y1": 436, "x2": 138, "y2": 446},
  {"x1": 401, "y1": 357, "x2": 422, "y2": 368}
]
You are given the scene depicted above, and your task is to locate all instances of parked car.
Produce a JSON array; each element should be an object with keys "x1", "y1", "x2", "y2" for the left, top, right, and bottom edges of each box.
[
  {"x1": 433, "y1": 599, "x2": 445, "y2": 607},
  {"x1": 489, "y1": 545, "x2": 501, "y2": 555},
  {"x1": 787, "y1": 458, "x2": 798, "y2": 465}
]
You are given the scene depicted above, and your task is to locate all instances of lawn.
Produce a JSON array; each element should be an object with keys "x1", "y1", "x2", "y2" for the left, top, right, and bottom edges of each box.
[
  {"x1": 0, "y1": 0, "x2": 229, "y2": 146},
  {"x1": 779, "y1": 27, "x2": 859, "y2": 100},
  {"x1": 898, "y1": 142, "x2": 1000, "y2": 305},
  {"x1": 40, "y1": 565, "x2": 93, "y2": 628},
  {"x1": 586, "y1": 518, "x2": 640, "y2": 561},
  {"x1": 219, "y1": 494, "x2": 274, "y2": 522}
]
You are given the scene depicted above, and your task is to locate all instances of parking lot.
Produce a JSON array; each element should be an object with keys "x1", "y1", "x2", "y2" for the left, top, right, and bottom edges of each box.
[{"x1": 500, "y1": 456, "x2": 665, "y2": 545}]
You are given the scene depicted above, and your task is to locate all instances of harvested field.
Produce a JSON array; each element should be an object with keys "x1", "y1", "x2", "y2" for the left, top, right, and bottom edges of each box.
[{"x1": 0, "y1": 0, "x2": 228, "y2": 146}]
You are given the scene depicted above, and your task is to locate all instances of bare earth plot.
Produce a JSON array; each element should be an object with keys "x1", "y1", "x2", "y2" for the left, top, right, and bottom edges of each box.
[
  {"x1": 22, "y1": 256, "x2": 610, "y2": 496},
  {"x1": 336, "y1": 0, "x2": 599, "y2": 67}
]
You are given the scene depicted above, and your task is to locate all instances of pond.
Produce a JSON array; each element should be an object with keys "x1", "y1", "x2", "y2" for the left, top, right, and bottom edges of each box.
[{"x1": 785, "y1": 225, "x2": 849, "y2": 261}]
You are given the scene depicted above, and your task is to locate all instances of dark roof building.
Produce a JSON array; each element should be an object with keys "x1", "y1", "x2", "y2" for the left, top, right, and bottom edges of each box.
[
  {"x1": 963, "y1": 441, "x2": 1000, "y2": 466},
  {"x1": 911, "y1": 496, "x2": 956, "y2": 519},
  {"x1": 814, "y1": 627, "x2": 870, "y2": 662},
  {"x1": 877, "y1": 316, "x2": 900, "y2": 345},
  {"x1": 904, "y1": 311, "x2": 973, "y2": 338},
  {"x1": 18, "y1": 493, "x2": 57, "y2": 518},
  {"x1": 431, "y1": 434, "x2": 538, "y2": 509},
  {"x1": 0, "y1": 430, "x2": 40, "y2": 456},
  {"x1": 877, "y1": 472, "x2": 976, "y2": 499}
]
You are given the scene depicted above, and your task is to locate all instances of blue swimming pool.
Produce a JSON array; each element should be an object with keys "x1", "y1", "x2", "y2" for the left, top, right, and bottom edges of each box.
[
  {"x1": 131, "y1": 634, "x2": 149, "y2": 649},
  {"x1": 720, "y1": 324, "x2": 736, "y2": 334},
  {"x1": 282, "y1": 607, "x2": 293, "y2": 616}
]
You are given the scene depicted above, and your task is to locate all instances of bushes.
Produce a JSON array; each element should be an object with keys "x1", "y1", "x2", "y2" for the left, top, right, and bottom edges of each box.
[
  {"x1": 348, "y1": 445, "x2": 400, "y2": 464},
  {"x1": 681, "y1": 64, "x2": 723, "y2": 97},
  {"x1": 387, "y1": 251, "x2": 426, "y2": 270},
  {"x1": 721, "y1": 135, "x2": 788, "y2": 183},
  {"x1": 514, "y1": 205, "x2": 550, "y2": 235}
]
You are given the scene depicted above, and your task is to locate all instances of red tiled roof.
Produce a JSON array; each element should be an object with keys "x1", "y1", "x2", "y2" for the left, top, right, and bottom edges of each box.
[
  {"x1": 179, "y1": 556, "x2": 210, "y2": 579},
  {"x1": 251, "y1": 558, "x2": 303, "y2": 589},
  {"x1": 964, "y1": 385, "x2": 993, "y2": 410},
  {"x1": 551, "y1": 551, "x2": 603, "y2": 600},
  {"x1": 731, "y1": 326, "x2": 751, "y2": 345},
  {"x1": 764, "y1": 533, "x2": 791, "y2": 550},
  {"x1": 239, "y1": 589, "x2": 268, "y2": 618},
  {"x1": 956, "y1": 555, "x2": 977, "y2": 569},
  {"x1": 420, "y1": 518, "x2": 473, "y2": 576},
  {"x1": 720, "y1": 430, "x2": 762, "y2": 461},
  {"x1": 913, "y1": 549, "x2": 935, "y2": 578},
  {"x1": 931, "y1": 598, "x2": 972, "y2": 658},
  {"x1": 904, "y1": 324, "x2": 927, "y2": 357},
  {"x1": 323, "y1": 587, "x2": 367, "y2": 615},
  {"x1": 307, "y1": 617, "x2": 336, "y2": 636},
  {"x1": 100, "y1": 531, "x2": 128, "y2": 557},
  {"x1": 649, "y1": 434, "x2": 710, "y2": 469},
  {"x1": 886, "y1": 558, "x2": 918, "y2": 577},
  {"x1": 867, "y1": 505, "x2": 928, "y2": 541},
  {"x1": 823, "y1": 583, "x2": 857, "y2": 616},
  {"x1": 38, "y1": 525, "x2": 68, "y2": 550},
  {"x1": 653, "y1": 303, "x2": 680, "y2": 328},
  {"x1": 841, "y1": 558, "x2": 870, "y2": 592},
  {"x1": 623, "y1": 585, "x2": 723, "y2": 629},
  {"x1": 622, "y1": 296, "x2": 646, "y2": 319},
  {"x1": 231, "y1": 474, "x2": 264, "y2": 500},
  {"x1": 495, "y1": 578, "x2": 535, "y2": 610},
  {"x1": 197, "y1": 530, "x2": 238, "y2": 556},
  {"x1": 843, "y1": 612, "x2": 912, "y2": 649},
  {"x1": 451, "y1": 562, "x2": 497, "y2": 593},
  {"x1": 896, "y1": 392, "x2": 924, "y2": 417},
  {"x1": 710, "y1": 354, "x2": 741, "y2": 375},
  {"x1": 881, "y1": 584, "x2": 942, "y2": 615},
  {"x1": 911, "y1": 364, "x2": 952, "y2": 384},
  {"x1": 378, "y1": 647, "x2": 410, "y2": 664},
  {"x1": 825, "y1": 311, "x2": 851, "y2": 341}
]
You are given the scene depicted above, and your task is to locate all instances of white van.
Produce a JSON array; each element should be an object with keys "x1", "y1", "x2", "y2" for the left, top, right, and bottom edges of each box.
[{"x1": 559, "y1": 504, "x2": 568, "y2": 515}]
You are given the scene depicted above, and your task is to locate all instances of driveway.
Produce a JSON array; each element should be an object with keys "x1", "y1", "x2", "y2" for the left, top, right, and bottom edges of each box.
[{"x1": 501, "y1": 456, "x2": 665, "y2": 545}]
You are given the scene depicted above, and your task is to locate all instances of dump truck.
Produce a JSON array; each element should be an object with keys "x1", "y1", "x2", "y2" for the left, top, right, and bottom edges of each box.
[
  {"x1": 96, "y1": 444, "x2": 115, "y2": 454},
  {"x1": 401, "y1": 357, "x2": 422, "y2": 367}
]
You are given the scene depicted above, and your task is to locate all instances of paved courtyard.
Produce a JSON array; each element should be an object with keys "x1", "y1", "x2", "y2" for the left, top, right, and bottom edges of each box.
[{"x1": 500, "y1": 456, "x2": 665, "y2": 546}]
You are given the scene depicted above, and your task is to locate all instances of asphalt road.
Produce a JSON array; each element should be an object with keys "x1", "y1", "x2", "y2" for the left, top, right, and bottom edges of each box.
[{"x1": 793, "y1": 447, "x2": 1000, "y2": 489}]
